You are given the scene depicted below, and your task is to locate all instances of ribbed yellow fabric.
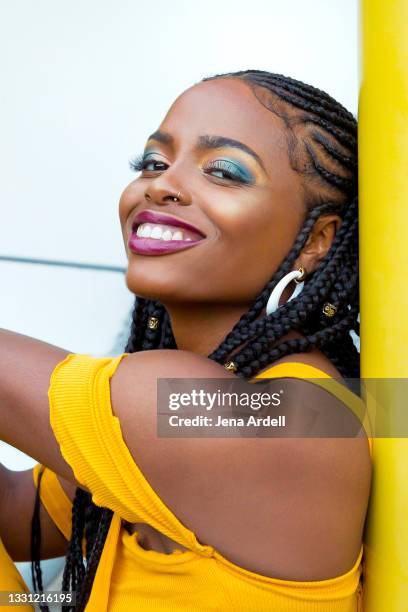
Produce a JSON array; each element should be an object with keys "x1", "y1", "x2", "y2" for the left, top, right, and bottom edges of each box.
[
  {"x1": 40, "y1": 353, "x2": 369, "y2": 611},
  {"x1": 0, "y1": 538, "x2": 32, "y2": 611},
  {"x1": 32, "y1": 464, "x2": 72, "y2": 540}
]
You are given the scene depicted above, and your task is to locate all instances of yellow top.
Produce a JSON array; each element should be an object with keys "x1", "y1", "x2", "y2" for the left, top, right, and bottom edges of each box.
[{"x1": 32, "y1": 354, "x2": 372, "y2": 611}]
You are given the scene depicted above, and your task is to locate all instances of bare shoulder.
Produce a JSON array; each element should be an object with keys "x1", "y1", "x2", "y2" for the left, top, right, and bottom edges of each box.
[{"x1": 110, "y1": 348, "x2": 372, "y2": 581}]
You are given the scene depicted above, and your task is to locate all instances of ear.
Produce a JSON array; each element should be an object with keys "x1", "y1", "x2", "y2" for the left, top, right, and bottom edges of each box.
[{"x1": 298, "y1": 215, "x2": 342, "y2": 273}]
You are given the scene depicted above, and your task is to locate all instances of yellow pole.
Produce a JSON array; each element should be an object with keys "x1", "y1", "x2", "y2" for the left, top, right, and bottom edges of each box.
[{"x1": 359, "y1": 0, "x2": 408, "y2": 608}]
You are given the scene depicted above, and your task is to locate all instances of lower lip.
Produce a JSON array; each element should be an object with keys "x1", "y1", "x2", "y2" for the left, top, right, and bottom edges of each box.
[{"x1": 128, "y1": 233, "x2": 204, "y2": 255}]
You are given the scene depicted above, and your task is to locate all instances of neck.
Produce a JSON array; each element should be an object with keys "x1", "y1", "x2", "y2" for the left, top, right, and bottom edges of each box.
[{"x1": 163, "y1": 302, "x2": 252, "y2": 357}]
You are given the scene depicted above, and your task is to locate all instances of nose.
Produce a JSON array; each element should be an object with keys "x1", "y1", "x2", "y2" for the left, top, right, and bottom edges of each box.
[{"x1": 144, "y1": 177, "x2": 191, "y2": 206}]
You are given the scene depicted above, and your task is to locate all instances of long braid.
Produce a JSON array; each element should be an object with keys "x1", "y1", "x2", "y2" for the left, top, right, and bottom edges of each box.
[
  {"x1": 74, "y1": 510, "x2": 114, "y2": 611},
  {"x1": 30, "y1": 468, "x2": 50, "y2": 612},
  {"x1": 124, "y1": 295, "x2": 147, "y2": 353},
  {"x1": 161, "y1": 308, "x2": 177, "y2": 349},
  {"x1": 141, "y1": 301, "x2": 167, "y2": 350},
  {"x1": 83, "y1": 494, "x2": 103, "y2": 564},
  {"x1": 60, "y1": 489, "x2": 89, "y2": 611},
  {"x1": 31, "y1": 70, "x2": 360, "y2": 608}
]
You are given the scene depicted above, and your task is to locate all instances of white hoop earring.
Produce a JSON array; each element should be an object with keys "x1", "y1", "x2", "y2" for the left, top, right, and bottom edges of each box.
[{"x1": 266, "y1": 267, "x2": 306, "y2": 316}]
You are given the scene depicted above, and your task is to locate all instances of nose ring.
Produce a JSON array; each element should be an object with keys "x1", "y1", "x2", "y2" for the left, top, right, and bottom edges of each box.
[{"x1": 173, "y1": 191, "x2": 181, "y2": 202}]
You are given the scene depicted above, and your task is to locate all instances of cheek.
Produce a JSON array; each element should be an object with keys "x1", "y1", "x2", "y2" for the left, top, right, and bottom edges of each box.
[
  {"x1": 118, "y1": 180, "x2": 141, "y2": 228},
  {"x1": 205, "y1": 189, "x2": 303, "y2": 297},
  {"x1": 210, "y1": 187, "x2": 300, "y2": 258}
]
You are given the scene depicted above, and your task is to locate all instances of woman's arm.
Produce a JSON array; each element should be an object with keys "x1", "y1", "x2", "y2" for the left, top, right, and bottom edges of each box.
[
  {"x1": 0, "y1": 329, "x2": 75, "y2": 482},
  {"x1": 0, "y1": 463, "x2": 77, "y2": 561}
]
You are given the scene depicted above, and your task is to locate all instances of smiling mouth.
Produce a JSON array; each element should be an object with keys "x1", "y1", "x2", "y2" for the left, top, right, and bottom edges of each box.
[
  {"x1": 131, "y1": 209, "x2": 207, "y2": 240},
  {"x1": 128, "y1": 221, "x2": 206, "y2": 256},
  {"x1": 128, "y1": 208, "x2": 207, "y2": 256},
  {"x1": 132, "y1": 222, "x2": 204, "y2": 242}
]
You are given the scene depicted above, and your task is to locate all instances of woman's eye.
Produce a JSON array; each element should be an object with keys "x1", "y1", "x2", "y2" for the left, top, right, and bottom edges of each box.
[
  {"x1": 143, "y1": 159, "x2": 168, "y2": 172},
  {"x1": 130, "y1": 154, "x2": 168, "y2": 173},
  {"x1": 203, "y1": 160, "x2": 253, "y2": 184}
]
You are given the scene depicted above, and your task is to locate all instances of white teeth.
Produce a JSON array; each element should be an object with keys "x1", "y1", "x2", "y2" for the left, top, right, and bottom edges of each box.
[
  {"x1": 161, "y1": 229, "x2": 173, "y2": 241},
  {"x1": 150, "y1": 225, "x2": 163, "y2": 239},
  {"x1": 135, "y1": 222, "x2": 191, "y2": 241},
  {"x1": 140, "y1": 224, "x2": 153, "y2": 238}
]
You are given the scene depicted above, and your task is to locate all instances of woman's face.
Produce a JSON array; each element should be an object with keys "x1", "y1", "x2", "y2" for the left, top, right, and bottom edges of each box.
[{"x1": 119, "y1": 78, "x2": 307, "y2": 306}]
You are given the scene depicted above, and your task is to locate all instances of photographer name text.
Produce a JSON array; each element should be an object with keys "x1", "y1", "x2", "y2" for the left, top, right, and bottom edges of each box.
[{"x1": 167, "y1": 415, "x2": 286, "y2": 427}]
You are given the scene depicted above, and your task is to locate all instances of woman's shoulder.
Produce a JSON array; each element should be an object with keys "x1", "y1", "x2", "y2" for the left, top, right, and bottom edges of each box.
[{"x1": 49, "y1": 349, "x2": 371, "y2": 580}]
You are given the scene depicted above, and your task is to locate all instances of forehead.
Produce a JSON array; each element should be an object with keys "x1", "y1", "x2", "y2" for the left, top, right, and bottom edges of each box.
[{"x1": 158, "y1": 78, "x2": 289, "y2": 171}]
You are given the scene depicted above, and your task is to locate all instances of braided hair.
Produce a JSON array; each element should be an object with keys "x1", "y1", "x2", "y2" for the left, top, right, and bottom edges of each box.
[{"x1": 31, "y1": 70, "x2": 359, "y2": 610}]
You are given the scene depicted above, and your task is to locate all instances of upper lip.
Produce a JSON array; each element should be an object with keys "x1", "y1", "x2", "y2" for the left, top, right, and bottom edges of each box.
[{"x1": 131, "y1": 209, "x2": 206, "y2": 238}]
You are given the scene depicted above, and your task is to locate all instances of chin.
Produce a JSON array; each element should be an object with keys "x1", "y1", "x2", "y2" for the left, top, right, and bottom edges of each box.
[
  {"x1": 125, "y1": 265, "x2": 181, "y2": 303},
  {"x1": 125, "y1": 266, "x2": 216, "y2": 305}
]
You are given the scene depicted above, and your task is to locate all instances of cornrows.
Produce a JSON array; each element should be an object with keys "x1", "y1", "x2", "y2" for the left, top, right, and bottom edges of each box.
[{"x1": 31, "y1": 70, "x2": 360, "y2": 611}]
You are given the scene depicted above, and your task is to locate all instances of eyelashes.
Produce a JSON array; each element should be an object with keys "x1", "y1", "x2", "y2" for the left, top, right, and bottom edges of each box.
[
  {"x1": 203, "y1": 159, "x2": 254, "y2": 183},
  {"x1": 129, "y1": 154, "x2": 169, "y2": 173},
  {"x1": 129, "y1": 153, "x2": 144, "y2": 172},
  {"x1": 130, "y1": 153, "x2": 254, "y2": 185}
]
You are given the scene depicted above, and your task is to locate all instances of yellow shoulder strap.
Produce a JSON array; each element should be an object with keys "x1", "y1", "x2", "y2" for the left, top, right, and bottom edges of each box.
[{"x1": 253, "y1": 362, "x2": 373, "y2": 457}]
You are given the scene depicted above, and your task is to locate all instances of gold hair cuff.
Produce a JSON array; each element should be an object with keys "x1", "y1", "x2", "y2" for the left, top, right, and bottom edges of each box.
[
  {"x1": 147, "y1": 316, "x2": 159, "y2": 330},
  {"x1": 224, "y1": 361, "x2": 237, "y2": 373},
  {"x1": 322, "y1": 302, "x2": 337, "y2": 317}
]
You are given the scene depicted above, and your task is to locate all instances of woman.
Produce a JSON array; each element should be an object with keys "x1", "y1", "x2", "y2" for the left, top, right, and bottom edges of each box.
[{"x1": 0, "y1": 70, "x2": 371, "y2": 611}]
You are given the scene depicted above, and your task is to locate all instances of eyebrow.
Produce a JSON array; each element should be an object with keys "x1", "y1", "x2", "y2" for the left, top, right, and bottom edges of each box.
[{"x1": 146, "y1": 130, "x2": 266, "y2": 172}]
